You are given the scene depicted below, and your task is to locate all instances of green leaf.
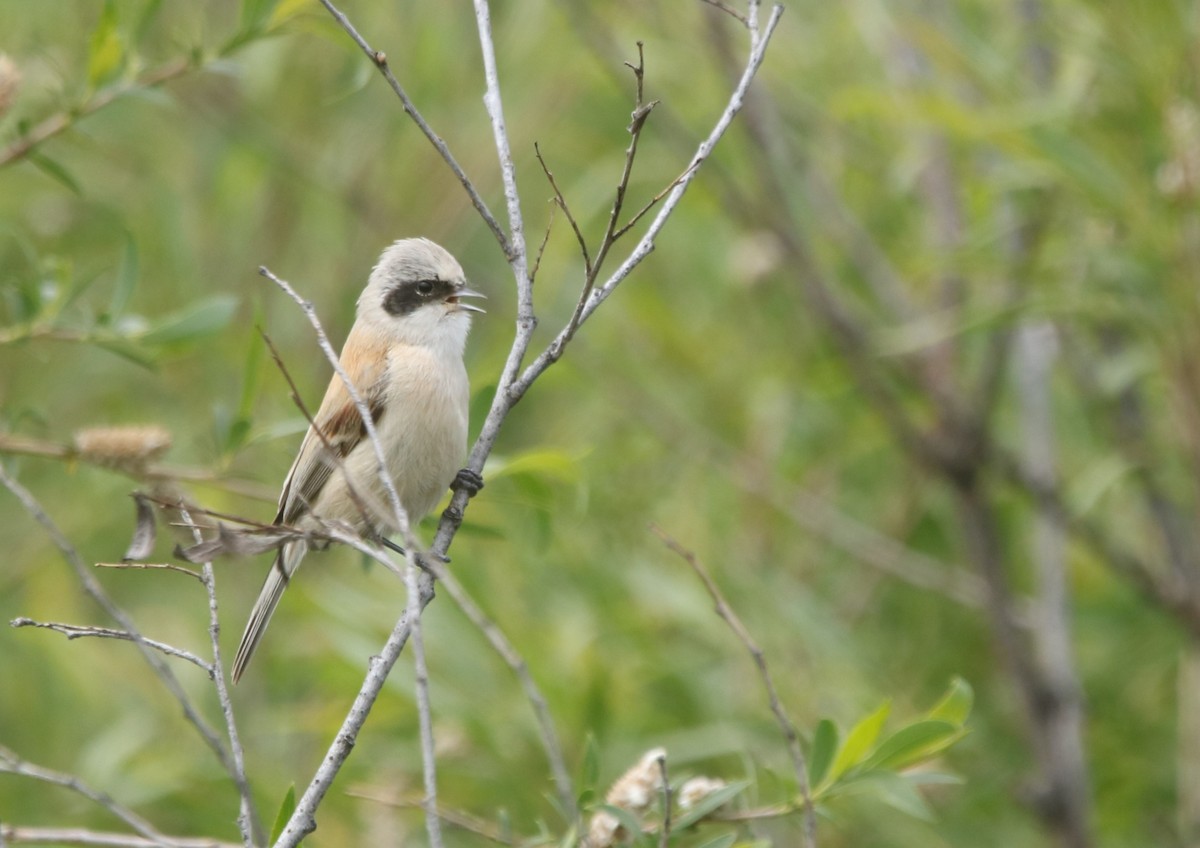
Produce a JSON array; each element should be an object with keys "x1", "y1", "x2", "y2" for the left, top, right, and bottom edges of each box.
[
  {"x1": 828, "y1": 700, "x2": 890, "y2": 783},
  {"x1": 88, "y1": 0, "x2": 126, "y2": 89},
  {"x1": 27, "y1": 152, "x2": 83, "y2": 195},
  {"x1": 926, "y1": 676, "x2": 973, "y2": 726},
  {"x1": 693, "y1": 834, "x2": 737, "y2": 848},
  {"x1": 843, "y1": 772, "x2": 936, "y2": 822},
  {"x1": 808, "y1": 718, "x2": 838, "y2": 790},
  {"x1": 579, "y1": 733, "x2": 600, "y2": 800},
  {"x1": 671, "y1": 780, "x2": 749, "y2": 830},
  {"x1": 240, "y1": 0, "x2": 281, "y2": 33},
  {"x1": 862, "y1": 720, "x2": 964, "y2": 772},
  {"x1": 138, "y1": 295, "x2": 237, "y2": 346},
  {"x1": 269, "y1": 784, "x2": 296, "y2": 844},
  {"x1": 107, "y1": 236, "x2": 139, "y2": 321}
]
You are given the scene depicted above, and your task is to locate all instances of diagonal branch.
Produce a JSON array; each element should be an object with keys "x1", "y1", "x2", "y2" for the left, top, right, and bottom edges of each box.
[{"x1": 315, "y1": 0, "x2": 510, "y2": 257}]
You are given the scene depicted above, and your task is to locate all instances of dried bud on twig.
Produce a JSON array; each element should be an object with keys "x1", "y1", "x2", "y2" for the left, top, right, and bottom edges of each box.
[
  {"x1": 73, "y1": 425, "x2": 172, "y2": 469},
  {"x1": 678, "y1": 775, "x2": 727, "y2": 810},
  {"x1": 585, "y1": 747, "x2": 667, "y2": 848}
]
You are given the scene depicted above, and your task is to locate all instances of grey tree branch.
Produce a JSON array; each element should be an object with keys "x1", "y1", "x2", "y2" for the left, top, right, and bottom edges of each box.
[
  {"x1": 406, "y1": 560, "x2": 444, "y2": 848},
  {"x1": 0, "y1": 462, "x2": 241, "y2": 787},
  {"x1": 315, "y1": 0, "x2": 511, "y2": 257},
  {"x1": 0, "y1": 746, "x2": 205, "y2": 848},
  {"x1": 0, "y1": 825, "x2": 242, "y2": 848},
  {"x1": 9, "y1": 617, "x2": 210, "y2": 672},
  {"x1": 271, "y1": 2, "x2": 786, "y2": 842},
  {"x1": 1014, "y1": 324, "x2": 1092, "y2": 846},
  {"x1": 178, "y1": 503, "x2": 262, "y2": 848},
  {"x1": 650, "y1": 525, "x2": 817, "y2": 848}
]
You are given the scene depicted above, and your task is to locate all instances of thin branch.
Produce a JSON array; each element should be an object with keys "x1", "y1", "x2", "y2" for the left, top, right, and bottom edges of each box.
[
  {"x1": 471, "y1": 0, "x2": 535, "y2": 395},
  {"x1": 258, "y1": 329, "x2": 376, "y2": 531},
  {"x1": 528, "y1": 3, "x2": 786, "y2": 381},
  {"x1": 9, "y1": 617, "x2": 211, "y2": 672},
  {"x1": 0, "y1": 462, "x2": 239, "y2": 782},
  {"x1": 533, "y1": 142, "x2": 592, "y2": 273},
  {"x1": 528, "y1": 201, "x2": 557, "y2": 285},
  {"x1": 406, "y1": 561, "x2": 444, "y2": 848},
  {"x1": 0, "y1": 746, "x2": 181, "y2": 847},
  {"x1": 94, "y1": 561, "x2": 204, "y2": 582},
  {"x1": 419, "y1": 557, "x2": 575, "y2": 816},
  {"x1": 699, "y1": 0, "x2": 750, "y2": 26},
  {"x1": 471, "y1": 0, "x2": 529, "y2": 268},
  {"x1": 274, "y1": 573, "x2": 435, "y2": 846},
  {"x1": 315, "y1": 0, "x2": 510, "y2": 257},
  {"x1": 656, "y1": 754, "x2": 672, "y2": 848},
  {"x1": 650, "y1": 524, "x2": 816, "y2": 848},
  {"x1": 178, "y1": 502, "x2": 261, "y2": 848},
  {"x1": 0, "y1": 826, "x2": 241, "y2": 848}
]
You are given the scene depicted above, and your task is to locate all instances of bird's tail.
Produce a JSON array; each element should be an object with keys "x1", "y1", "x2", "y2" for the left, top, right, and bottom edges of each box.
[{"x1": 232, "y1": 539, "x2": 308, "y2": 683}]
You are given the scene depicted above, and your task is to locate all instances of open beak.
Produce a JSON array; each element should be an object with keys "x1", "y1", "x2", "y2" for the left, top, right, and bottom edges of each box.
[{"x1": 447, "y1": 286, "x2": 487, "y2": 314}]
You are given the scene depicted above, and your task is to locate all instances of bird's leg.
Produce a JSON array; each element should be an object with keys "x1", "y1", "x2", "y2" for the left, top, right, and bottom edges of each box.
[{"x1": 380, "y1": 536, "x2": 407, "y2": 557}]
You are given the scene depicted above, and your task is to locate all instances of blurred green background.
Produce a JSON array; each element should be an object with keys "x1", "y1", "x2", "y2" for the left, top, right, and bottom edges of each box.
[{"x1": 2, "y1": 1, "x2": 1197, "y2": 846}]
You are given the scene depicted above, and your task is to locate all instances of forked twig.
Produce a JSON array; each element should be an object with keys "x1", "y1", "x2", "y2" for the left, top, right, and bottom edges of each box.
[{"x1": 10, "y1": 618, "x2": 211, "y2": 672}]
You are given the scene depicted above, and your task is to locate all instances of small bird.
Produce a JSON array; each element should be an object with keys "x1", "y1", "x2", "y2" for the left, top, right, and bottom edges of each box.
[{"x1": 232, "y1": 238, "x2": 484, "y2": 683}]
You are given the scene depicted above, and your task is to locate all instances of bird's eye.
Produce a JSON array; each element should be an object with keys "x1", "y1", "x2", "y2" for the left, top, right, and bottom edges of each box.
[{"x1": 416, "y1": 280, "x2": 435, "y2": 296}]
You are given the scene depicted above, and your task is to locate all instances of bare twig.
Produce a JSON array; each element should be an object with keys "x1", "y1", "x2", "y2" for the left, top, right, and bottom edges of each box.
[
  {"x1": 650, "y1": 525, "x2": 816, "y2": 848},
  {"x1": 0, "y1": 463, "x2": 239, "y2": 784},
  {"x1": 406, "y1": 560, "x2": 444, "y2": 848},
  {"x1": 94, "y1": 561, "x2": 204, "y2": 582},
  {"x1": 9, "y1": 617, "x2": 211, "y2": 672},
  {"x1": 178, "y1": 502, "x2": 261, "y2": 848},
  {"x1": 700, "y1": 0, "x2": 750, "y2": 26},
  {"x1": 315, "y1": 0, "x2": 510, "y2": 257},
  {"x1": 0, "y1": 825, "x2": 242, "y2": 848},
  {"x1": 528, "y1": 202, "x2": 558, "y2": 285},
  {"x1": 258, "y1": 329, "x2": 376, "y2": 531},
  {"x1": 531, "y1": 4, "x2": 786, "y2": 377},
  {"x1": 533, "y1": 143, "x2": 592, "y2": 273},
  {"x1": 419, "y1": 557, "x2": 576, "y2": 816},
  {"x1": 656, "y1": 754, "x2": 672, "y2": 848},
  {"x1": 0, "y1": 746, "x2": 189, "y2": 847}
]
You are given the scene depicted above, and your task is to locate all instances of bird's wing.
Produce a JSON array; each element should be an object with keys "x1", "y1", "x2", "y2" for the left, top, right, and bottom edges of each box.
[{"x1": 275, "y1": 329, "x2": 391, "y2": 527}]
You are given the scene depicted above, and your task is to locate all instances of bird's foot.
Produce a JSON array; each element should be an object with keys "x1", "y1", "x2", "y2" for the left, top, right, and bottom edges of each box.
[{"x1": 452, "y1": 467, "x2": 485, "y2": 498}]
